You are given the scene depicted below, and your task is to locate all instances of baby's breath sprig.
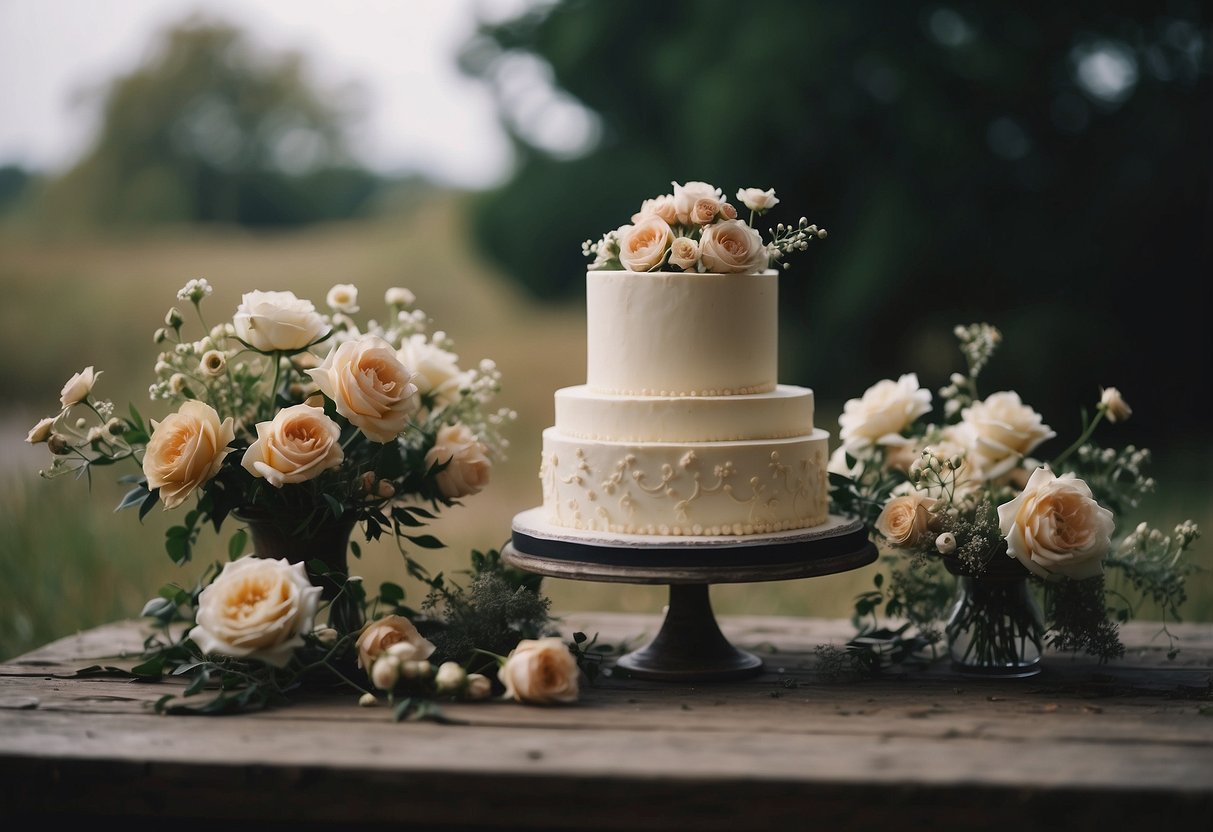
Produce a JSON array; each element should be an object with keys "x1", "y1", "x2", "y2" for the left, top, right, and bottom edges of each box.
[
  {"x1": 940, "y1": 323, "x2": 1002, "y2": 418},
  {"x1": 767, "y1": 217, "x2": 828, "y2": 271}
]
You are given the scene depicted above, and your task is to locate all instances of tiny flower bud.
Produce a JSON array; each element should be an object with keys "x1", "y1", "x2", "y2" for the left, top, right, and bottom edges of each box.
[
  {"x1": 1099, "y1": 387, "x2": 1132, "y2": 423},
  {"x1": 386, "y1": 641, "x2": 419, "y2": 661},
  {"x1": 465, "y1": 673, "x2": 493, "y2": 701},
  {"x1": 434, "y1": 661, "x2": 467, "y2": 694},
  {"x1": 200, "y1": 350, "x2": 226, "y2": 376},
  {"x1": 313, "y1": 627, "x2": 339, "y2": 647},
  {"x1": 48, "y1": 434, "x2": 71, "y2": 455},
  {"x1": 371, "y1": 655, "x2": 401, "y2": 690},
  {"x1": 358, "y1": 692, "x2": 379, "y2": 707},
  {"x1": 154, "y1": 328, "x2": 168, "y2": 344},
  {"x1": 936, "y1": 532, "x2": 957, "y2": 555},
  {"x1": 75, "y1": 418, "x2": 87, "y2": 429},
  {"x1": 165, "y1": 307, "x2": 184, "y2": 328},
  {"x1": 377, "y1": 480, "x2": 396, "y2": 499}
]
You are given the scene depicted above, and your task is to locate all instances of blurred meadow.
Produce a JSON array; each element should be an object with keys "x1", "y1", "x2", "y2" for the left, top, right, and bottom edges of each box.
[{"x1": 1, "y1": 1, "x2": 1210, "y2": 660}]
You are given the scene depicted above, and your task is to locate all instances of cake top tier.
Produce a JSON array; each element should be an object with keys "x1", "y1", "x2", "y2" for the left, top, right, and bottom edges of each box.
[{"x1": 585, "y1": 270, "x2": 779, "y2": 397}]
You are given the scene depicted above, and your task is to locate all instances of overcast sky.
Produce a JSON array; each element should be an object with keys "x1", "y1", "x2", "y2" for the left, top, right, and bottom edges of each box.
[{"x1": 0, "y1": 0, "x2": 541, "y2": 188}]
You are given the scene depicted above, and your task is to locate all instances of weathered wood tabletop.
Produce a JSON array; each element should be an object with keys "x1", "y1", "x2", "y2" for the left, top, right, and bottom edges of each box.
[{"x1": 2, "y1": 613, "x2": 1211, "y2": 830}]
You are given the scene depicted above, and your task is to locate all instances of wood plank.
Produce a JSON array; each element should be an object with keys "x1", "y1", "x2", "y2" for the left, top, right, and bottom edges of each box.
[{"x1": 2, "y1": 614, "x2": 1211, "y2": 830}]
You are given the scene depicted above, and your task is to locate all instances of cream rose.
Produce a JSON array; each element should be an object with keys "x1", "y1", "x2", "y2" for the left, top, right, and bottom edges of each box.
[
  {"x1": 308, "y1": 335, "x2": 418, "y2": 442},
  {"x1": 397, "y1": 333, "x2": 469, "y2": 414},
  {"x1": 191, "y1": 556, "x2": 322, "y2": 668},
  {"x1": 875, "y1": 491, "x2": 937, "y2": 546},
  {"x1": 26, "y1": 417, "x2": 55, "y2": 444},
  {"x1": 60, "y1": 366, "x2": 100, "y2": 407},
  {"x1": 959, "y1": 391, "x2": 1056, "y2": 480},
  {"x1": 233, "y1": 290, "x2": 327, "y2": 352},
  {"x1": 998, "y1": 466, "x2": 1114, "y2": 581},
  {"x1": 689, "y1": 196, "x2": 722, "y2": 225},
  {"x1": 617, "y1": 216, "x2": 674, "y2": 272},
  {"x1": 698, "y1": 219, "x2": 769, "y2": 274},
  {"x1": 671, "y1": 180, "x2": 723, "y2": 224},
  {"x1": 425, "y1": 422, "x2": 492, "y2": 499},
  {"x1": 142, "y1": 400, "x2": 235, "y2": 509},
  {"x1": 736, "y1": 187, "x2": 779, "y2": 213},
  {"x1": 838, "y1": 373, "x2": 933, "y2": 456},
  {"x1": 355, "y1": 614, "x2": 436, "y2": 671},
  {"x1": 241, "y1": 403, "x2": 343, "y2": 487},
  {"x1": 668, "y1": 236, "x2": 699, "y2": 271},
  {"x1": 499, "y1": 637, "x2": 580, "y2": 705},
  {"x1": 631, "y1": 194, "x2": 678, "y2": 225}
]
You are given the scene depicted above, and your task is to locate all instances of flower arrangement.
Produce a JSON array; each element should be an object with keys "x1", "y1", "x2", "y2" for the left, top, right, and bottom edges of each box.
[
  {"x1": 582, "y1": 180, "x2": 827, "y2": 274},
  {"x1": 829, "y1": 323, "x2": 1201, "y2": 674},
  {"x1": 27, "y1": 279, "x2": 588, "y2": 715}
]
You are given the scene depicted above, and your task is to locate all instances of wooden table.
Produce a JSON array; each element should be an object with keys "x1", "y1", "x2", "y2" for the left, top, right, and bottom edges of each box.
[{"x1": 2, "y1": 613, "x2": 1211, "y2": 830}]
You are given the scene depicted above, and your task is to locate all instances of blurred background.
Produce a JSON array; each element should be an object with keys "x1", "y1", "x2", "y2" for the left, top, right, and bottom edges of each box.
[{"x1": 2, "y1": 0, "x2": 1209, "y2": 660}]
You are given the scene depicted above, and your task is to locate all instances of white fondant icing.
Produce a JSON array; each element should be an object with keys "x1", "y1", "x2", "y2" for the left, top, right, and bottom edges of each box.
[
  {"x1": 585, "y1": 270, "x2": 779, "y2": 396},
  {"x1": 554, "y1": 384, "x2": 815, "y2": 442}
]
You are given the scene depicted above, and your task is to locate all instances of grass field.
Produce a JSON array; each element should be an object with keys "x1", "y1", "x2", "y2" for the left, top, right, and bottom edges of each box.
[{"x1": 2, "y1": 191, "x2": 1210, "y2": 661}]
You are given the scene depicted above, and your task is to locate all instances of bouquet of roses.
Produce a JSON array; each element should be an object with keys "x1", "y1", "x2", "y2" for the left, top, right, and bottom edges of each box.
[
  {"x1": 26, "y1": 279, "x2": 585, "y2": 715},
  {"x1": 583, "y1": 180, "x2": 827, "y2": 274},
  {"x1": 829, "y1": 323, "x2": 1200, "y2": 673}
]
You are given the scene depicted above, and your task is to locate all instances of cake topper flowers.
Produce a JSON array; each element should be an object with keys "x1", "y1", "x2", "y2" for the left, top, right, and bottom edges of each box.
[{"x1": 583, "y1": 180, "x2": 828, "y2": 274}]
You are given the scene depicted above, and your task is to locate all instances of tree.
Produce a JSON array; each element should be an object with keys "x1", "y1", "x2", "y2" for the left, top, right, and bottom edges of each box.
[
  {"x1": 39, "y1": 15, "x2": 378, "y2": 227},
  {"x1": 458, "y1": 0, "x2": 1212, "y2": 447}
]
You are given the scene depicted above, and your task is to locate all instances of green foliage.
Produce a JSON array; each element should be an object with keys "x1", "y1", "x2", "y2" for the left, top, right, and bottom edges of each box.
[{"x1": 459, "y1": 0, "x2": 1211, "y2": 455}]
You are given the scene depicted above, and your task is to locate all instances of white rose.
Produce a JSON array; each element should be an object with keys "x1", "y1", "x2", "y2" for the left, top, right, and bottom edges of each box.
[
  {"x1": 875, "y1": 491, "x2": 937, "y2": 546},
  {"x1": 143, "y1": 400, "x2": 236, "y2": 509},
  {"x1": 998, "y1": 466, "x2": 1114, "y2": 581},
  {"x1": 631, "y1": 194, "x2": 678, "y2": 225},
  {"x1": 59, "y1": 366, "x2": 100, "y2": 407},
  {"x1": 838, "y1": 373, "x2": 933, "y2": 455},
  {"x1": 499, "y1": 637, "x2": 580, "y2": 705},
  {"x1": 325, "y1": 283, "x2": 359, "y2": 313},
  {"x1": 425, "y1": 422, "x2": 492, "y2": 499},
  {"x1": 191, "y1": 556, "x2": 322, "y2": 668},
  {"x1": 617, "y1": 216, "x2": 674, "y2": 272},
  {"x1": 355, "y1": 614, "x2": 435, "y2": 672},
  {"x1": 698, "y1": 219, "x2": 769, "y2": 274},
  {"x1": 959, "y1": 391, "x2": 1056, "y2": 480},
  {"x1": 308, "y1": 335, "x2": 418, "y2": 442},
  {"x1": 397, "y1": 333, "x2": 469, "y2": 414},
  {"x1": 233, "y1": 290, "x2": 327, "y2": 352},
  {"x1": 668, "y1": 236, "x2": 699, "y2": 271},
  {"x1": 736, "y1": 187, "x2": 780, "y2": 213},
  {"x1": 1099, "y1": 386, "x2": 1132, "y2": 423},
  {"x1": 241, "y1": 403, "x2": 343, "y2": 487},
  {"x1": 671, "y1": 180, "x2": 723, "y2": 225}
]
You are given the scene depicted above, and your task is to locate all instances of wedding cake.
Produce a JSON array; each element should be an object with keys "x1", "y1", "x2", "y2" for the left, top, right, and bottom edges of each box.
[
  {"x1": 529, "y1": 182, "x2": 832, "y2": 539},
  {"x1": 539, "y1": 267, "x2": 828, "y2": 536}
]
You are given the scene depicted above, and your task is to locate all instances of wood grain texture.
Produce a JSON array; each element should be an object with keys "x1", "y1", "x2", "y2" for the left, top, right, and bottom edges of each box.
[{"x1": 2, "y1": 615, "x2": 1211, "y2": 831}]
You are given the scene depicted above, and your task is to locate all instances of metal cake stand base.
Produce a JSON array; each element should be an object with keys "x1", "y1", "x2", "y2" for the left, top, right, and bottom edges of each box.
[{"x1": 505, "y1": 508, "x2": 877, "y2": 682}]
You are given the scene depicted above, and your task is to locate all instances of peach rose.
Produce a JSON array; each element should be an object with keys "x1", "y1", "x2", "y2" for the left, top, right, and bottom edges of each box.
[
  {"x1": 425, "y1": 422, "x2": 492, "y2": 498},
  {"x1": 499, "y1": 637, "x2": 580, "y2": 705},
  {"x1": 875, "y1": 491, "x2": 938, "y2": 546},
  {"x1": 671, "y1": 180, "x2": 723, "y2": 224},
  {"x1": 308, "y1": 334, "x2": 418, "y2": 442},
  {"x1": 998, "y1": 466, "x2": 1114, "y2": 581},
  {"x1": 142, "y1": 400, "x2": 236, "y2": 509},
  {"x1": 355, "y1": 614, "x2": 436, "y2": 671},
  {"x1": 631, "y1": 194, "x2": 678, "y2": 225},
  {"x1": 689, "y1": 196, "x2": 722, "y2": 225},
  {"x1": 232, "y1": 290, "x2": 327, "y2": 352},
  {"x1": 698, "y1": 219, "x2": 769, "y2": 274},
  {"x1": 241, "y1": 403, "x2": 343, "y2": 487},
  {"x1": 668, "y1": 236, "x2": 700, "y2": 271},
  {"x1": 191, "y1": 556, "x2": 322, "y2": 668},
  {"x1": 617, "y1": 216, "x2": 674, "y2": 272},
  {"x1": 959, "y1": 391, "x2": 1055, "y2": 480}
]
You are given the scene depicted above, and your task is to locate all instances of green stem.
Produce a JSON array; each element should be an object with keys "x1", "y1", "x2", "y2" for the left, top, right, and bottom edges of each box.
[{"x1": 1051, "y1": 410, "x2": 1105, "y2": 471}]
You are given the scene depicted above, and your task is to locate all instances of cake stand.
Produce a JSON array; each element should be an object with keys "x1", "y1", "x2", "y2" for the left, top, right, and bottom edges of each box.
[{"x1": 504, "y1": 507, "x2": 877, "y2": 681}]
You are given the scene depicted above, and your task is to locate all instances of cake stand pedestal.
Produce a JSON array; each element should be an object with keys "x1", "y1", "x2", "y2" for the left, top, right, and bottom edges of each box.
[{"x1": 505, "y1": 508, "x2": 877, "y2": 682}]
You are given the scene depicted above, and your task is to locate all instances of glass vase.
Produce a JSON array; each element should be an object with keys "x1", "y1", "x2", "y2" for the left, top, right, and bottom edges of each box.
[{"x1": 945, "y1": 573, "x2": 1045, "y2": 678}]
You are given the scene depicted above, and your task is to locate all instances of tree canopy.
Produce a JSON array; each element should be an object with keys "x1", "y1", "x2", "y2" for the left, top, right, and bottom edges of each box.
[{"x1": 458, "y1": 0, "x2": 1211, "y2": 445}]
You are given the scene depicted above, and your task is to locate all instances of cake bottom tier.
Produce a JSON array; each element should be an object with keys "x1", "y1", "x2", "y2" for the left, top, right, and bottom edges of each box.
[{"x1": 539, "y1": 427, "x2": 830, "y2": 536}]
